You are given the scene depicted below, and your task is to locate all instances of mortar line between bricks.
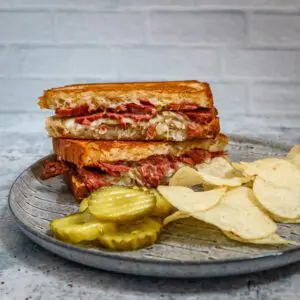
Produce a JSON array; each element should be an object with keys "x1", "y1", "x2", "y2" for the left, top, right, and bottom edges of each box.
[
  {"x1": 244, "y1": 11, "x2": 251, "y2": 48},
  {"x1": 217, "y1": 47, "x2": 226, "y2": 80},
  {"x1": 1, "y1": 75, "x2": 300, "y2": 84},
  {"x1": 50, "y1": 7, "x2": 58, "y2": 44},
  {"x1": 1, "y1": 43, "x2": 300, "y2": 51},
  {"x1": 145, "y1": 10, "x2": 151, "y2": 45},
  {"x1": 0, "y1": 7, "x2": 299, "y2": 13},
  {"x1": 214, "y1": 48, "x2": 225, "y2": 80},
  {"x1": 244, "y1": 81, "x2": 252, "y2": 116}
]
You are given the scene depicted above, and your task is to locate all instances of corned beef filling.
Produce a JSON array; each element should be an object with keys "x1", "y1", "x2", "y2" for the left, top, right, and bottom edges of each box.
[
  {"x1": 75, "y1": 112, "x2": 154, "y2": 129},
  {"x1": 183, "y1": 111, "x2": 214, "y2": 124},
  {"x1": 41, "y1": 150, "x2": 224, "y2": 190},
  {"x1": 40, "y1": 160, "x2": 69, "y2": 180},
  {"x1": 136, "y1": 155, "x2": 178, "y2": 186},
  {"x1": 186, "y1": 123, "x2": 205, "y2": 137},
  {"x1": 114, "y1": 101, "x2": 156, "y2": 115},
  {"x1": 56, "y1": 104, "x2": 90, "y2": 117},
  {"x1": 146, "y1": 124, "x2": 157, "y2": 139},
  {"x1": 167, "y1": 103, "x2": 199, "y2": 111},
  {"x1": 55, "y1": 100, "x2": 215, "y2": 127},
  {"x1": 95, "y1": 162, "x2": 130, "y2": 177},
  {"x1": 77, "y1": 168, "x2": 109, "y2": 192}
]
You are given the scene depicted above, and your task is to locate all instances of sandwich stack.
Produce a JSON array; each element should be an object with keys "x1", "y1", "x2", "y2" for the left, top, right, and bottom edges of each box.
[{"x1": 39, "y1": 81, "x2": 228, "y2": 200}]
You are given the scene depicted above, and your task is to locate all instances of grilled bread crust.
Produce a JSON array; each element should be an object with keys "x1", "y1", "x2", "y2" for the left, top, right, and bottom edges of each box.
[
  {"x1": 38, "y1": 80, "x2": 213, "y2": 110},
  {"x1": 63, "y1": 173, "x2": 88, "y2": 201},
  {"x1": 46, "y1": 116, "x2": 220, "y2": 141},
  {"x1": 53, "y1": 133, "x2": 227, "y2": 167}
]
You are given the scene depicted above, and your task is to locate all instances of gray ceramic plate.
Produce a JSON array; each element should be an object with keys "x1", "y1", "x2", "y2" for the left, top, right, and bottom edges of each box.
[{"x1": 8, "y1": 135, "x2": 300, "y2": 278}]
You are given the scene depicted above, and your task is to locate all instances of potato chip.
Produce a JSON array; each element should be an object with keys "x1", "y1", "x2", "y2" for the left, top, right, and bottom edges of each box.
[
  {"x1": 223, "y1": 230, "x2": 297, "y2": 245},
  {"x1": 170, "y1": 158, "x2": 252, "y2": 188},
  {"x1": 196, "y1": 157, "x2": 237, "y2": 178},
  {"x1": 231, "y1": 162, "x2": 247, "y2": 173},
  {"x1": 163, "y1": 211, "x2": 190, "y2": 226},
  {"x1": 157, "y1": 186, "x2": 226, "y2": 213},
  {"x1": 202, "y1": 183, "x2": 215, "y2": 191},
  {"x1": 169, "y1": 166, "x2": 203, "y2": 187},
  {"x1": 272, "y1": 216, "x2": 300, "y2": 224},
  {"x1": 253, "y1": 176, "x2": 300, "y2": 221},
  {"x1": 196, "y1": 157, "x2": 252, "y2": 187},
  {"x1": 196, "y1": 157, "x2": 253, "y2": 186},
  {"x1": 287, "y1": 145, "x2": 300, "y2": 169},
  {"x1": 240, "y1": 158, "x2": 300, "y2": 190},
  {"x1": 190, "y1": 187, "x2": 277, "y2": 240},
  {"x1": 196, "y1": 171, "x2": 247, "y2": 187}
]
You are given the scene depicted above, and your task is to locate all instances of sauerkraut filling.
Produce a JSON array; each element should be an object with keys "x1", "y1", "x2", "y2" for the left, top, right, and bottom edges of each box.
[
  {"x1": 71, "y1": 111, "x2": 187, "y2": 139},
  {"x1": 46, "y1": 110, "x2": 218, "y2": 141}
]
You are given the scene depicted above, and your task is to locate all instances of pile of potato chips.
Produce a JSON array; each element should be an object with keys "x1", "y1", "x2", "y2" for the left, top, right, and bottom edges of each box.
[{"x1": 158, "y1": 146, "x2": 300, "y2": 246}]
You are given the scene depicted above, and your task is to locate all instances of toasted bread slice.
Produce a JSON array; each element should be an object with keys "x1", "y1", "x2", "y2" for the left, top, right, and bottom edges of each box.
[
  {"x1": 38, "y1": 80, "x2": 213, "y2": 111},
  {"x1": 53, "y1": 134, "x2": 227, "y2": 167},
  {"x1": 64, "y1": 173, "x2": 88, "y2": 201},
  {"x1": 46, "y1": 115, "x2": 220, "y2": 141}
]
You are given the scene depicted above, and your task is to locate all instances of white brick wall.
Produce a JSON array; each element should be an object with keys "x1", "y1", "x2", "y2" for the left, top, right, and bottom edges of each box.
[
  {"x1": 116, "y1": 47, "x2": 219, "y2": 79},
  {"x1": 19, "y1": 46, "x2": 116, "y2": 77},
  {"x1": 249, "y1": 13, "x2": 300, "y2": 46},
  {"x1": 0, "y1": 11, "x2": 53, "y2": 42},
  {"x1": 55, "y1": 12, "x2": 146, "y2": 44},
  {"x1": 149, "y1": 12, "x2": 246, "y2": 45},
  {"x1": 0, "y1": 0, "x2": 299, "y2": 139},
  {"x1": 0, "y1": 78, "x2": 72, "y2": 111},
  {"x1": 222, "y1": 50, "x2": 300, "y2": 80},
  {"x1": 250, "y1": 83, "x2": 300, "y2": 116}
]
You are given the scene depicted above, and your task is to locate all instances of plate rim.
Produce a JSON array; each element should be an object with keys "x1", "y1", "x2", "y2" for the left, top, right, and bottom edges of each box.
[{"x1": 8, "y1": 134, "x2": 297, "y2": 268}]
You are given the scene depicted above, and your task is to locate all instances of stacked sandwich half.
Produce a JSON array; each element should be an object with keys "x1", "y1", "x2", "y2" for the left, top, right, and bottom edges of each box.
[{"x1": 39, "y1": 81, "x2": 227, "y2": 200}]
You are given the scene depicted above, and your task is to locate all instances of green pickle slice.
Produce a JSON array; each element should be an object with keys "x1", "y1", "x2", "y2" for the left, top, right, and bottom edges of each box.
[
  {"x1": 131, "y1": 187, "x2": 174, "y2": 217},
  {"x1": 79, "y1": 197, "x2": 89, "y2": 212},
  {"x1": 88, "y1": 186, "x2": 156, "y2": 222},
  {"x1": 50, "y1": 211, "x2": 116, "y2": 244},
  {"x1": 98, "y1": 217, "x2": 162, "y2": 251},
  {"x1": 51, "y1": 186, "x2": 169, "y2": 249},
  {"x1": 150, "y1": 189, "x2": 174, "y2": 217}
]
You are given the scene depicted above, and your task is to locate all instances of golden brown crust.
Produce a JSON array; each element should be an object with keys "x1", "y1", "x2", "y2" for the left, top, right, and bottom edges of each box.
[
  {"x1": 53, "y1": 134, "x2": 228, "y2": 167},
  {"x1": 63, "y1": 173, "x2": 88, "y2": 201},
  {"x1": 38, "y1": 80, "x2": 213, "y2": 110},
  {"x1": 46, "y1": 116, "x2": 220, "y2": 141}
]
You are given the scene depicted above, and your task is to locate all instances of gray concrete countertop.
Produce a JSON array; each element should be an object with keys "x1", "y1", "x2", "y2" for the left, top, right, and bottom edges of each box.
[{"x1": 1, "y1": 113, "x2": 300, "y2": 300}]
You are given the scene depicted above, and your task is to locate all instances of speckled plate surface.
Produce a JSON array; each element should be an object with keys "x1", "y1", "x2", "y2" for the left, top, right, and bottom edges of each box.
[{"x1": 8, "y1": 135, "x2": 300, "y2": 278}]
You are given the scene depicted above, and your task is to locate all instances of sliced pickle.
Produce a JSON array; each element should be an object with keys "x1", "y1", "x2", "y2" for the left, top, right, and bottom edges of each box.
[
  {"x1": 88, "y1": 186, "x2": 155, "y2": 222},
  {"x1": 151, "y1": 189, "x2": 174, "y2": 217},
  {"x1": 79, "y1": 197, "x2": 89, "y2": 212},
  {"x1": 131, "y1": 186, "x2": 173, "y2": 217},
  {"x1": 90, "y1": 186, "x2": 135, "y2": 198},
  {"x1": 57, "y1": 222, "x2": 117, "y2": 244},
  {"x1": 50, "y1": 211, "x2": 116, "y2": 244},
  {"x1": 98, "y1": 217, "x2": 162, "y2": 251},
  {"x1": 132, "y1": 186, "x2": 149, "y2": 192},
  {"x1": 50, "y1": 210, "x2": 95, "y2": 231}
]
